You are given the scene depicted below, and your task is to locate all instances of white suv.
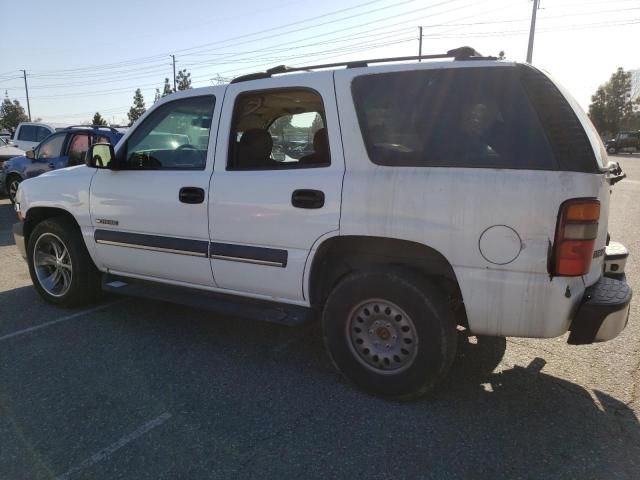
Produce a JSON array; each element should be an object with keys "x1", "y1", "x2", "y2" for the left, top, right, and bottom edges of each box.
[{"x1": 12, "y1": 48, "x2": 632, "y2": 399}]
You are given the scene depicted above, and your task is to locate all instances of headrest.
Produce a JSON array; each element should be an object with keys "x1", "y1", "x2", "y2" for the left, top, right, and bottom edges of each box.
[
  {"x1": 313, "y1": 128, "x2": 329, "y2": 156},
  {"x1": 239, "y1": 129, "x2": 273, "y2": 162}
]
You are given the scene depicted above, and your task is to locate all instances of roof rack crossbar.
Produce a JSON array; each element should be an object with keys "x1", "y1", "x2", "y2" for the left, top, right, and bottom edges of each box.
[{"x1": 231, "y1": 47, "x2": 494, "y2": 83}]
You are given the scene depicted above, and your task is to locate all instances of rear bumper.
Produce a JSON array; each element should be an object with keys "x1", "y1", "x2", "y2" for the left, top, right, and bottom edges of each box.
[
  {"x1": 568, "y1": 275, "x2": 632, "y2": 345},
  {"x1": 13, "y1": 222, "x2": 27, "y2": 260}
]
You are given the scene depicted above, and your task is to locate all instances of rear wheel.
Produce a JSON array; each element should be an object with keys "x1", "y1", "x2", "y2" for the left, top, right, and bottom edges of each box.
[
  {"x1": 322, "y1": 269, "x2": 457, "y2": 400},
  {"x1": 27, "y1": 217, "x2": 102, "y2": 307},
  {"x1": 607, "y1": 146, "x2": 617, "y2": 154},
  {"x1": 7, "y1": 175, "x2": 22, "y2": 204}
]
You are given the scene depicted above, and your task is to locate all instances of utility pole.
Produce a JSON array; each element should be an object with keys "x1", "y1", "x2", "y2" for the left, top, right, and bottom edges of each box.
[
  {"x1": 170, "y1": 55, "x2": 177, "y2": 91},
  {"x1": 526, "y1": 0, "x2": 540, "y2": 63},
  {"x1": 418, "y1": 26, "x2": 423, "y2": 62},
  {"x1": 21, "y1": 70, "x2": 31, "y2": 121}
]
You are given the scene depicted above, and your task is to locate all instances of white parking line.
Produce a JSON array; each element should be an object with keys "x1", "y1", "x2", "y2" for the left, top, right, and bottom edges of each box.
[
  {"x1": 0, "y1": 301, "x2": 124, "y2": 342},
  {"x1": 55, "y1": 412, "x2": 172, "y2": 480}
]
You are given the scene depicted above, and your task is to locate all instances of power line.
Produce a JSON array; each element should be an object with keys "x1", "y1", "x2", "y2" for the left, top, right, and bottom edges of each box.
[
  {"x1": 420, "y1": 18, "x2": 640, "y2": 38},
  {"x1": 27, "y1": 33, "x2": 416, "y2": 100},
  {"x1": 26, "y1": 0, "x2": 397, "y2": 76}
]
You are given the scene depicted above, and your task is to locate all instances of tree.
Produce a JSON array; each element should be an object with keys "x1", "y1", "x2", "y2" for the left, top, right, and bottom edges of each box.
[
  {"x1": 127, "y1": 89, "x2": 146, "y2": 125},
  {"x1": 588, "y1": 67, "x2": 634, "y2": 138},
  {"x1": 0, "y1": 97, "x2": 29, "y2": 133},
  {"x1": 175, "y1": 69, "x2": 192, "y2": 91},
  {"x1": 92, "y1": 112, "x2": 107, "y2": 126},
  {"x1": 162, "y1": 78, "x2": 173, "y2": 96}
]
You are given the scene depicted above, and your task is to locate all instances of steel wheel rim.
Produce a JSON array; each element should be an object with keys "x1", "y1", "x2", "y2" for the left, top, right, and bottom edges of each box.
[
  {"x1": 347, "y1": 299, "x2": 418, "y2": 374},
  {"x1": 33, "y1": 233, "x2": 73, "y2": 297},
  {"x1": 9, "y1": 178, "x2": 20, "y2": 201}
]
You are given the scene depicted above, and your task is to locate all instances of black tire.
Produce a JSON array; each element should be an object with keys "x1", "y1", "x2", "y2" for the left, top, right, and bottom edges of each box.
[
  {"x1": 7, "y1": 174, "x2": 22, "y2": 204},
  {"x1": 607, "y1": 147, "x2": 617, "y2": 155},
  {"x1": 27, "y1": 217, "x2": 102, "y2": 307},
  {"x1": 322, "y1": 269, "x2": 457, "y2": 400}
]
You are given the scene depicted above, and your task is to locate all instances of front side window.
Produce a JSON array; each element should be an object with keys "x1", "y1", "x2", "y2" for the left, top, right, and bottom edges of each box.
[
  {"x1": 123, "y1": 95, "x2": 215, "y2": 170},
  {"x1": 18, "y1": 125, "x2": 36, "y2": 141},
  {"x1": 228, "y1": 88, "x2": 330, "y2": 170},
  {"x1": 352, "y1": 67, "x2": 556, "y2": 170},
  {"x1": 35, "y1": 133, "x2": 66, "y2": 159},
  {"x1": 68, "y1": 133, "x2": 90, "y2": 165}
]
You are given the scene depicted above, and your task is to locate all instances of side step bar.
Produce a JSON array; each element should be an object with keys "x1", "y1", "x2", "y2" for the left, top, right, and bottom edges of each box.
[{"x1": 102, "y1": 274, "x2": 313, "y2": 327}]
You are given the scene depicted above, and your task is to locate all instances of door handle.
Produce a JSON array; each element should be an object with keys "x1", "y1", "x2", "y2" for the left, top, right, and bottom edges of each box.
[
  {"x1": 48, "y1": 162, "x2": 55, "y2": 168},
  {"x1": 179, "y1": 187, "x2": 205, "y2": 204},
  {"x1": 291, "y1": 189, "x2": 325, "y2": 209}
]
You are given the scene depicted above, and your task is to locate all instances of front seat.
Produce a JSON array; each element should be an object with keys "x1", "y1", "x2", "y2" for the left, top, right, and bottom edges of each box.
[{"x1": 236, "y1": 129, "x2": 274, "y2": 168}]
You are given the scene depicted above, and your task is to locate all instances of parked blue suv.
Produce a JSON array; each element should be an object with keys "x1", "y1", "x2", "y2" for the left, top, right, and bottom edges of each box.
[{"x1": 0, "y1": 126, "x2": 124, "y2": 203}]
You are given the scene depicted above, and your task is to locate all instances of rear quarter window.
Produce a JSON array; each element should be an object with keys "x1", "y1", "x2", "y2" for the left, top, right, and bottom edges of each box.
[{"x1": 351, "y1": 66, "x2": 556, "y2": 170}]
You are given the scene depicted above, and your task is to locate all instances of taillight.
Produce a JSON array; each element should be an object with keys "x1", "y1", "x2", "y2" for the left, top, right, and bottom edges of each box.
[{"x1": 552, "y1": 198, "x2": 600, "y2": 276}]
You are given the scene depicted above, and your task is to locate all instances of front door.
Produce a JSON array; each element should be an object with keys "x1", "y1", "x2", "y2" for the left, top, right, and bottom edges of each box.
[
  {"x1": 209, "y1": 73, "x2": 344, "y2": 302},
  {"x1": 25, "y1": 132, "x2": 67, "y2": 178},
  {"x1": 90, "y1": 93, "x2": 221, "y2": 287}
]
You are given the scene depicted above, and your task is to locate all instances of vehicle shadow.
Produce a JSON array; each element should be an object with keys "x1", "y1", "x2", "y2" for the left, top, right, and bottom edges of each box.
[
  {"x1": 104, "y1": 301, "x2": 640, "y2": 478},
  {"x1": 1, "y1": 292, "x2": 638, "y2": 479}
]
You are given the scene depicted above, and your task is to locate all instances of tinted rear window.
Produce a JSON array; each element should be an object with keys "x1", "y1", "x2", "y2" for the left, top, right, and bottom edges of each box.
[
  {"x1": 351, "y1": 67, "x2": 556, "y2": 169},
  {"x1": 17, "y1": 125, "x2": 37, "y2": 142}
]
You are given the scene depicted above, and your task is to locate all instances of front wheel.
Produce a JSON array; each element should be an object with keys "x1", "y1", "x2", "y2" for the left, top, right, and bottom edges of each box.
[
  {"x1": 607, "y1": 146, "x2": 617, "y2": 154},
  {"x1": 322, "y1": 269, "x2": 457, "y2": 400},
  {"x1": 7, "y1": 175, "x2": 22, "y2": 204},
  {"x1": 27, "y1": 217, "x2": 102, "y2": 307}
]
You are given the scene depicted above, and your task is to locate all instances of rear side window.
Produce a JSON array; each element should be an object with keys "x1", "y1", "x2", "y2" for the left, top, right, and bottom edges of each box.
[
  {"x1": 351, "y1": 67, "x2": 555, "y2": 170},
  {"x1": 517, "y1": 64, "x2": 598, "y2": 173},
  {"x1": 17, "y1": 125, "x2": 36, "y2": 141}
]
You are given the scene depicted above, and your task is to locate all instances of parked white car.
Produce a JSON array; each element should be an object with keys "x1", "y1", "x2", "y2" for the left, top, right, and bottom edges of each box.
[
  {"x1": 12, "y1": 48, "x2": 632, "y2": 399},
  {"x1": 12, "y1": 122, "x2": 68, "y2": 151},
  {"x1": 0, "y1": 137, "x2": 24, "y2": 164}
]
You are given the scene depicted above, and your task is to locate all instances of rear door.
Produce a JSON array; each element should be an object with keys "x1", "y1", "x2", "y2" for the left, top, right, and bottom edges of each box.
[{"x1": 208, "y1": 73, "x2": 344, "y2": 302}]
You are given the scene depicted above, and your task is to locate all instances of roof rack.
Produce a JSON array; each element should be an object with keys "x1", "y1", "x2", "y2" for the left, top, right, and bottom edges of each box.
[
  {"x1": 231, "y1": 46, "x2": 495, "y2": 84},
  {"x1": 66, "y1": 125, "x2": 122, "y2": 133}
]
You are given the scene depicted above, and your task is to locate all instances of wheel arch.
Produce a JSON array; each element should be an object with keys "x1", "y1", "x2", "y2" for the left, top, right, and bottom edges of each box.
[
  {"x1": 307, "y1": 235, "x2": 467, "y2": 326},
  {"x1": 24, "y1": 206, "x2": 81, "y2": 248}
]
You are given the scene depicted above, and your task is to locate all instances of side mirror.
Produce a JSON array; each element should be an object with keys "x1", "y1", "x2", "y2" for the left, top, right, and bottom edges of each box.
[
  {"x1": 25, "y1": 149, "x2": 35, "y2": 160},
  {"x1": 86, "y1": 143, "x2": 115, "y2": 169}
]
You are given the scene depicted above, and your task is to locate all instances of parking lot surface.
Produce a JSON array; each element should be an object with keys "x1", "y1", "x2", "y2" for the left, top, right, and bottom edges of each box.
[{"x1": 1, "y1": 155, "x2": 639, "y2": 479}]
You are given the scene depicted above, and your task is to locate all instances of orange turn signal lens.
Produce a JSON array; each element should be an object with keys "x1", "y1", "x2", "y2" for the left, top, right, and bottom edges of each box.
[{"x1": 564, "y1": 201, "x2": 600, "y2": 222}]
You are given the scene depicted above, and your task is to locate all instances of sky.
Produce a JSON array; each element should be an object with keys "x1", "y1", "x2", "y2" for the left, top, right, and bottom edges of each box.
[{"x1": 1, "y1": 0, "x2": 639, "y2": 125}]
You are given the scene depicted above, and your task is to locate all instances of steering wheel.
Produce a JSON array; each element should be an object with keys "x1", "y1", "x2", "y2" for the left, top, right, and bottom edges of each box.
[{"x1": 176, "y1": 144, "x2": 197, "y2": 151}]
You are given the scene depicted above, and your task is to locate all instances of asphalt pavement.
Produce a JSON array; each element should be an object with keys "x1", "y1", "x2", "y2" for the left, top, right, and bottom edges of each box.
[{"x1": 0, "y1": 155, "x2": 639, "y2": 479}]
